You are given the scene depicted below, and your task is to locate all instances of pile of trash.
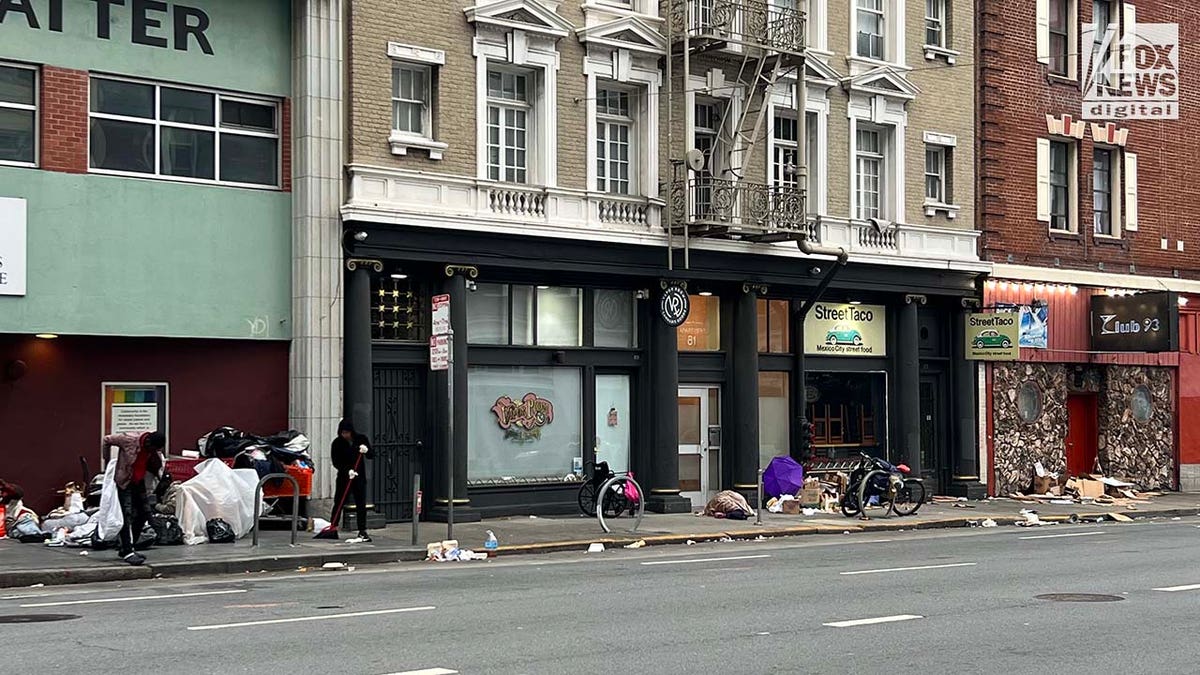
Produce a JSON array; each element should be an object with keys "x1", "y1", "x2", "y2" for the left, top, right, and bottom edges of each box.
[
  {"x1": 755, "y1": 456, "x2": 841, "y2": 516},
  {"x1": 425, "y1": 539, "x2": 489, "y2": 562},
  {"x1": 1004, "y1": 462, "x2": 1162, "y2": 508}
]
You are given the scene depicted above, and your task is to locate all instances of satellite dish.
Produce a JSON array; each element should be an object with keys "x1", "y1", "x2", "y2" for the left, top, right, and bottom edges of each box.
[{"x1": 684, "y1": 148, "x2": 706, "y2": 171}]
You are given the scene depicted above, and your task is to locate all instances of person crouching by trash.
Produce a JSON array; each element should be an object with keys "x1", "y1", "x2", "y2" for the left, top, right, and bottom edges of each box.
[
  {"x1": 329, "y1": 419, "x2": 374, "y2": 542},
  {"x1": 102, "y1": 431, "x2": 166, "y2": 566}
]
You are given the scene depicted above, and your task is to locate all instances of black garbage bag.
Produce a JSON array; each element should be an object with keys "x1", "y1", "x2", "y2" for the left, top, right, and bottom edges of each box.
[
  {"x1": 150, "y1": 514, "x2": 184, "y2": 546},
  {"x1": 206, "y1": 518, "x2": 236, "y2": 544},
  {"x1": 135, "y1": 522, "x2": 158, "y2": 551}
]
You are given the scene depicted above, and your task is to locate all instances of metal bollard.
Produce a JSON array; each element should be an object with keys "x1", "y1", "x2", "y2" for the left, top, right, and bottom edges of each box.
[
  {"x1": 755, "y1": 469, "x2": 764, "y2": 526},
  {"x1": 411, "y1": 473, "x2": 421, "y2": 546},
  {"x1": 253, "y1": 473, "x2": 300, "y2": 547}
]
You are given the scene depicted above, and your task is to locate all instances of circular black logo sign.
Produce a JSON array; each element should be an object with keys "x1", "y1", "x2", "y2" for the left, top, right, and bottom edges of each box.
[{"x1": 660, "y1": 286, "x2": 690, "y2": 327}]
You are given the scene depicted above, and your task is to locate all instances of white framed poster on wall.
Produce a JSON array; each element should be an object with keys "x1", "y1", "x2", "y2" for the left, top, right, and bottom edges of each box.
[
  {"x1": 101, "y1": 382, "x2": 169, "y2": 462},
  {"x1": 0, "y1": 197, "x2": 27, "y2": 296}
]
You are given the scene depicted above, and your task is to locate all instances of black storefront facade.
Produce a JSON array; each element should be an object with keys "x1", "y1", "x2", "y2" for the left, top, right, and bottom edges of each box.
[{"x1": 342, "y1": 223, "x2": 985, "y2": 521}]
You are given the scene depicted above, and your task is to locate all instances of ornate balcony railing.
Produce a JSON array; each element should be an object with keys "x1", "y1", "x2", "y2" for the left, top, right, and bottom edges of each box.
[
  {"x1": 669, "y1": 177, "x2": 806, "y2": 237},
  {"x1": 669, "y1": 0, "x2": 806, "y2": 54}
]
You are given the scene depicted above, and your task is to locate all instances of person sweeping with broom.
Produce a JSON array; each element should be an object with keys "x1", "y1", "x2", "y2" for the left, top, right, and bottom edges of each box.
[{"x1": 318, "y1": 419, "x2": 374, "y2": 541}]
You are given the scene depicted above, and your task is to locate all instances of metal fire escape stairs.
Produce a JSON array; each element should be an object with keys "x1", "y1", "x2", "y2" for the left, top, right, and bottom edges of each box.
[{"x1": 664, "y1": 0, "x2": 809, "y2": 270}]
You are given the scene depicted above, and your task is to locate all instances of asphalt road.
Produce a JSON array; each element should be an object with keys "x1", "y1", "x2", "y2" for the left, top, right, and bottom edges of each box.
[{"x1": 3, "y1": 519, "x2": 1200, "y2": 674}]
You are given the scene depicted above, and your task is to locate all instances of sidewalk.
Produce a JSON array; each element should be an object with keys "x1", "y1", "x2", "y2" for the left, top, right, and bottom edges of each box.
[{"x1": 4, "y1": 493, "x2": 1199, "y2": 588}]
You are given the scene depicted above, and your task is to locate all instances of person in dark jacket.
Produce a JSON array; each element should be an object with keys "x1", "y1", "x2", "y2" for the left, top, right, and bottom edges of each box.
[{"x1": 331, "y1": 419, "x2": 374, "y2": 541}]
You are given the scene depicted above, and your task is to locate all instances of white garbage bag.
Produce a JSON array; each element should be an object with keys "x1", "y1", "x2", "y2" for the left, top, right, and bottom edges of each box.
[
  {"x1": 95, "y1": 458, "x2": 124, "y2": 542},
  {"x1": 177, "y1": 459, "x2": 263, "y2": 545},
  {"x1": 285, "y1": 434, "x2": 310, "y2": 454}
]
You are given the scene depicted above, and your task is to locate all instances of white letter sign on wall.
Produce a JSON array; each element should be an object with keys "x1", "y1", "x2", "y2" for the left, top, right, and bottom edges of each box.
[{"x1": 0, "y1": 197, "x2": 27, "y2": 296}]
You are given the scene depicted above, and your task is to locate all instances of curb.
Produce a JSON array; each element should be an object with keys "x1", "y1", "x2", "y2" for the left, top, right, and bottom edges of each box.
[{"x1": 3, "y1": 508, "x2": 1196, "y2": 588}]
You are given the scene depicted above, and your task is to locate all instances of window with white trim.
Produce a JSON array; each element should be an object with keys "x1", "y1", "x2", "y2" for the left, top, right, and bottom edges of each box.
[
  {"x1": 694, "y1": 100, "x2": 722, "y2": 216},
  {"x1": 88, "y1": 77, "x2": 279, "y2": 188},
  {"x1": 393, "y1": 64, "x2": 430, "y2": 138},
  {"x1": 856, "y1": 0, "x2": 886, "y2": 60},
  {"x1": 1049, "y1": 140, "x2": 1073, "y2": 231},
  {"x1": 486, "y1": 68, "x2": 531, "y2": 184},
  {"x1": 772, "y1": 112, "x2": 798, "y2": 189},
  {"x1": 1038, "y1": 0, "x2": 1078, "y2": 77},
  {"x1": 1093, "y1": 147, "x2": 1115, "y2": 236},
  {"x1": 925, "y1": 0, "x2": 947, "y2": 47},
  {"x1": 0, "y1": 64, "x2": 37, "y2": 166},
  {"x1": 924, "y1": 145, "x2": 946, "y2": 203},
  {"x1": 596, "y1": 88, "x2": 633, "y2": 195},
  {"x1": 856, "y1": 127, "x2": 884, "y2": 220}
]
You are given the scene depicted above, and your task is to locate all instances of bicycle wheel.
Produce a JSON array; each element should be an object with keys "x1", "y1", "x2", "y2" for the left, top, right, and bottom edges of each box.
[
  {"x1": 890, "y1": 478, "x2": 926, "y2": 516},
  {"x1": 601, "y1": 486, "x2": 630, "y2": 518},
  {"x1": 578, "y1": 482, "x2": 598, "y2": 517}
]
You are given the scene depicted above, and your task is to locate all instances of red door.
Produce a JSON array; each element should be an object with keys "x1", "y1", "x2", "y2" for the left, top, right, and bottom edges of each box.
[{"x1": 1066, "y1": 394, "x2": 1098, "y2": 476}]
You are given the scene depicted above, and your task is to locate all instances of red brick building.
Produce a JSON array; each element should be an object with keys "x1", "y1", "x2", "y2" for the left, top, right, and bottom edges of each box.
[{"x1": 977, "y1": 0, "x2": 1200, "y2": 493}]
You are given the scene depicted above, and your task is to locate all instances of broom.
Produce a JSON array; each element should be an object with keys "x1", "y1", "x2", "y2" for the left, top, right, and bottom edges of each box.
[{"x1": 314, "y1": 453, "x2": 363, "y2": 540}]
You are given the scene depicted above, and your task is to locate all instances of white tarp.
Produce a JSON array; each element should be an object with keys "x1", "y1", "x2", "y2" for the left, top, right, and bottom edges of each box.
[
  {"x1": 177, "y1": 459, "x2": 263, "y2": 545},
  {"x1": 95, "y1": 458, "x2": 123, "y2": 542}
]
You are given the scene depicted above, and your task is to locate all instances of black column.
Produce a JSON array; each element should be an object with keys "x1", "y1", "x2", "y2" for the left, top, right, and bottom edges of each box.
[
  {"x1": 343, "y1": 260, "x2": 377, "y2": 524},
  {"x1": 949, "y1": 308, "x2": 986, "y2": 498},
  {"x1": 731, "y1": 288, "x2": 760, "y2": 498},
  {"x1": 790, "y1": 301, "x2": 808, "y2": 462},
  {"x1": 429, "y1": 270, "x2": 480, "y2": 523},
  {"x1": 646, "y1": 286, "x2": 691, "y2": 514},
  {"x1": 896, "y1": 296, "x2": 923, "y2": 473}
]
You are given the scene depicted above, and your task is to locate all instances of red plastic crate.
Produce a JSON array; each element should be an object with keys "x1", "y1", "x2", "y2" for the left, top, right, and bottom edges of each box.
[{"x1": 163, "y1": 457, "x2": 313, "y2": 497}]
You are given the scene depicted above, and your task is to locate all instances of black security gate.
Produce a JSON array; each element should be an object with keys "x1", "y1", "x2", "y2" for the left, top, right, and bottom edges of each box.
[{"x1": 371, "y1": 365, "x2": 425, "y2": 522}]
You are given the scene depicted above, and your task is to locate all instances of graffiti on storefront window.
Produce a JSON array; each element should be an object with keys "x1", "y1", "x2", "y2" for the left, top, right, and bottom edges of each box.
[{"x1": 492, "y1": 393, "x2": 554, "y2": 443}]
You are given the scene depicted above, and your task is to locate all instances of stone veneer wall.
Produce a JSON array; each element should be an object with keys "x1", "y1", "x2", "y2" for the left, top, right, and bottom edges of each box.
[
  {"x1": 993, "y1": 363, "x2": 1175, "y2": 494},
  {"x1": 1099, "y1": 366, "x2": 1175, "y2": 489}
]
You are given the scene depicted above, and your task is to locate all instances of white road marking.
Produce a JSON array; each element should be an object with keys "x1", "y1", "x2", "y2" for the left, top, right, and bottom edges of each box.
[
  {"x1": 824, "y1": 614, "x2": 923, "y2": 628},
  {"x1": 21, "y1": 589, "x2": 247, "y2": 608},
  {"x1": 640, "y1": 554, "x2": 771, "y2": 566},
  {"x1": 1153, "y1": 583, "x2": 1200, "y2": 592},
  {"x1": 381, "y1": 669, "x2": 458, "y2": 675},
  {"x1": 1018, "y1": 531, "x2": 1105, "y2": 540},
  {"x1": 187, "y1": 606, "x2": 436, "y2": 631},
  {"x1": 839, "y1": 562, "x2": 976, "y2": 576}
]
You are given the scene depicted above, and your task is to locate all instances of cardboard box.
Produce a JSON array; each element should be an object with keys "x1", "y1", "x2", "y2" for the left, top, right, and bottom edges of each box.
[
  {"x1": 799, "y1": 486, "x2": 822, "y2": 507},
  {"x1": 1033, "y1": 475, "x2": 1054, "y2": 495},
  {"x1": 781, "y1": 499, "x2": 803, "y2": 515},
  {"x1": 1075, "y1": 479, "x2": 1105, "y2": 500}
]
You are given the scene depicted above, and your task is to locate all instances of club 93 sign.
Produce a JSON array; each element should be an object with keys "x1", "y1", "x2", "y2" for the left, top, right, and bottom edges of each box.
[
  {"x1": 660, "y1": 285, "x2": 690, "y2": 327},
  {"x1": 1090, "y1": 292, "x2": 1179, "y2": 352}
]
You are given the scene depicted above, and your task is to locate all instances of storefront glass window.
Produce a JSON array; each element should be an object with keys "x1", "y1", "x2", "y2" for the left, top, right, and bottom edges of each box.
[
  {"x1": 512, "y1": 285, "x2": 534, "y2": 345},
  {"x1": 468, "y1": 366, "x2": 582, "y2": 482},
  {"x1": 757, "y1": 299, "x2": 791, "y2": 353},
  {"x1": 594, "y1": 290, "x2": 638, "y2": 348},
  {"x1": 595, "y1": 374, "x2": 631, "y2": 473},
  {"x1": 537, "y1": 287, "x2": 583, "y2": 346},
  {"x1": 679, "y1": 295, "x2": 720, "y2": 351},
  {"x1": 805, "y1": 371, "x2": 887, "y2": 459},
  {"x1": 467, "y1": 283, "x2": 510, "y2": 344},
  {"x1": 759, "y1": 372, "x2": 790, "y2": 469}
]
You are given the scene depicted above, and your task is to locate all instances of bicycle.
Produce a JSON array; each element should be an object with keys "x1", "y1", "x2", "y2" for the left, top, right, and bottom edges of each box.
[
  {"x1": 840, "y1": 452, "x2": 926, "y2": 519},
  {"x1": 577, "y1": 461, "x2": 640, "y2": 518}
]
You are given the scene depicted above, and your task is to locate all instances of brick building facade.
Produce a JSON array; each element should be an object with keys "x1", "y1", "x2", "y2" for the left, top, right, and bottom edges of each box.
[{"x1": 977, "y1": 0, "x2": 1200, "y2": 493}]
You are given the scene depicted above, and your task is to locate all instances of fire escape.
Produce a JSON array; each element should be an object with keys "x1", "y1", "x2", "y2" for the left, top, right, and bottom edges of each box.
[{"x1": 665, "y1": 0, "x2": 807, "y2": 269}]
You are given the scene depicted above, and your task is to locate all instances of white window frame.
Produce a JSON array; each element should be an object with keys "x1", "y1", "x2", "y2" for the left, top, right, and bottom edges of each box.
[
  {"x1": 847, "y1": 92, "x2": 906, "y2": 223},
  {"x1": 768, "y1": 80, "x2": 830, "y2": 217},
  {"x1": 771, "y1": 111, "x2": 799, "y2": 190},
  {"x1": 924, "y1": 145, "x2": 946, "y2": 203},
  {"x1": 485, "y1": 66, "x2": 533, "y2": 184},
  {"x1": 925, "y1": 0, "x2": 947, "y2": 47},
  {"x1": 1091, "y1": 144, "x2": 1125, "y2": 238},
  {"x1": 473, "y1": 33, "x2": 559, "y2": 187},
  {"x1": 855, "y1": 0, "x2": 886, "y2": 61},
  {"x1": 595, "y1": 86, "x2": 636, "y2": 195},
  {"x1": 806, "y1": 0, "x2": 830, "y2": 53},
  {"x1": 87, "y1": 74, "x2": 281, "y2": 190},
  {"x1": 0, "y1": 62, "x2": 38, "y2": 168},
  {"x1": 855, "y1": 127, "x2": 885, "y2": 221},
  {"x1": 922, "y1": 131, "x2": 960, "y2": 218},
  {"x1": 1038, "y1": 0, "x2": 1079, "y2": 78},
  {"x1": 388, "y1": 42, "x2": 448, "y2": 160},
  {"x1": 849, "y1": 0, "x2": 906, "y2": 68},
  {"x1": 583, "y1": 43, "x2": 660, "y2": 202}
]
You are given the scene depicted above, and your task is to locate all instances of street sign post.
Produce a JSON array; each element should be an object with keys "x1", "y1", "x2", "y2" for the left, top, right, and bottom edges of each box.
[{"x1": 430, "y1": 294, "x2": 454, "y2": 539}]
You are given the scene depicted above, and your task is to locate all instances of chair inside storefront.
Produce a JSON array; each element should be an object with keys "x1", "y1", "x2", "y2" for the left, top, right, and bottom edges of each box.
[{"x1": 806, "y1": 372, "x2": 885, "y2": 462}]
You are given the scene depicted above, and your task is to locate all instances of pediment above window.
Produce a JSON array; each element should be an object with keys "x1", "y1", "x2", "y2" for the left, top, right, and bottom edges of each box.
[
  {"x1": 577, "y1": 16, "x2": 666, "y2": 55},
  {"x1": 465, "y1": 0, "x2": 576, "y2": 39},
  {"x1": 804, "y1": 55, "x2": 841, "y2": 88},
  {"x1": 843, "y1": 67, "x2": 919, "y2": 101}
]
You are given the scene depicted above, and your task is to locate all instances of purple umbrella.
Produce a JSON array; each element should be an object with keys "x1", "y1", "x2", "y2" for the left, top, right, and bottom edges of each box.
[{"x1": 763, "y1": 456, "x2": 805, "y2": 498}]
